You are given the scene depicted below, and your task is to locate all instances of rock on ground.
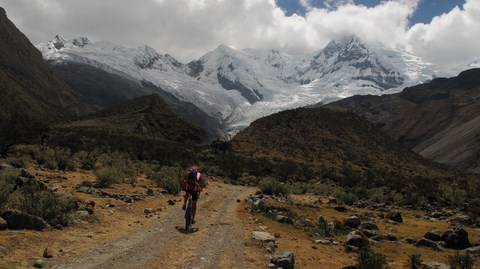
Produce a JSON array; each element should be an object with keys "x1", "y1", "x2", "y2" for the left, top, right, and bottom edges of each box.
[{"x1": 271, "y1": 251, "x2": 295, "y2": 269}]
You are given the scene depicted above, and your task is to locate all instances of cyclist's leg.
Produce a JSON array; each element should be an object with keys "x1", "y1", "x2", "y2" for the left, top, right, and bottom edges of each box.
[
  {"x1": 191, "y1": 191, "x2": 199, "y2": 222},
  {"x1": 182, "y1": 191, "x2": 188, "y2": 210}
]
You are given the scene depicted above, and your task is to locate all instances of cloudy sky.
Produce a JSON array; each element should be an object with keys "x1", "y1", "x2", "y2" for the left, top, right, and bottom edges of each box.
[{"x1": 2, "y1": 0, "x2": 479, "y2": 67}]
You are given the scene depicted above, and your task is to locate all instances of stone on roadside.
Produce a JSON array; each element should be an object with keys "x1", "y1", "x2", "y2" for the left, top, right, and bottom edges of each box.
[
  {"x1": 43, "y1": 247, "x2": 53, "y2": 258},
  {"x1": 424, "y1": 230, "x2": 442, "y2": 242},
  {"x1": 401, "y1": 237, "x2": 417, "y2": 244},
  {"x1": 415, "y1": 238, "x2": 442, "y2": 251},
  {"x1": 271, "y1": 251, "x2": 295, "y2": 269},
  {"x1": 344, "y1": 215, "x2": 361, "y2": 228},
  {"x1": 1, "y1": 210, "x2": 49, "y2": 231},
  {"x1": 33, "y1": 259, "x2": 44, "y2": 268},
  {"x1": 385, "y1": 211, "x2": 403, "y2": 223},
  {"x1": 252, "y1": 231, "x2": 276, "y2": 242},
  {"x1": 144, "y1": 208, "x2": 155, "y2": 214},
  {"x1": 466, "y1": 245, "x2": 480, "y2": 255},
  {"x1": 441, "y1": 226, "x2": 471, "y2": 250},
  {"x1": 345, "y1": 230, "x2": 370, "y2": 250}
]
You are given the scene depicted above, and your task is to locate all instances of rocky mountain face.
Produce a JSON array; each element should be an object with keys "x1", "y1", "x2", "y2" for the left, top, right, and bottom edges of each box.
[
  {"x1": 0, "y1": 8, "x2": 91, "y2": 152},
  {"x1": 231, "y1": 107, "x2": 451, "y2": 183},
  {"x1": 49, "y1": 61, "x2": 226, "y2": 140},
  {"x1": 326, "y1": 68, "x2": 480, "y2": 172},
  {"x1": 37, "y1": 35, "x2": 447, "y2": 134},
  {"x1": 63, "y1": 94, "x2": 208, "y2": 143}
]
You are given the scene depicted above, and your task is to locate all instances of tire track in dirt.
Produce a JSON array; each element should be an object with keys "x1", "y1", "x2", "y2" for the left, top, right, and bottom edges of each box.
[{"x1": 49, "y1": 182, "x2": 255, "y2": 269}]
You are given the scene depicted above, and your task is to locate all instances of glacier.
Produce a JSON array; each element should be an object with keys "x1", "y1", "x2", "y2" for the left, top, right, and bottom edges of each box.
[{"x1": 37, "y1": 35, "x2": 454, "y2": 135}]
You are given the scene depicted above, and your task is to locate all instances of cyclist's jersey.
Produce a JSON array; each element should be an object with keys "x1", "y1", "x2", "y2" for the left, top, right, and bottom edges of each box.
[{"x1": 182, "y1": 172, "x2": 202, "y2": 192}]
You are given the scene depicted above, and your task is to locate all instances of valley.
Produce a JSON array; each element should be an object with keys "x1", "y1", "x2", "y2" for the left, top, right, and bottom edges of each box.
[{"x1": 1, "y1": 5, "x2": 480, "y2": 269}]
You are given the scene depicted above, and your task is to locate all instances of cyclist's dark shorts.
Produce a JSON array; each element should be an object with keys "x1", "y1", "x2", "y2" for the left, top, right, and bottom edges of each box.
[{"x1": 187, "y1": 190, "x2": 200, "y2": 201}]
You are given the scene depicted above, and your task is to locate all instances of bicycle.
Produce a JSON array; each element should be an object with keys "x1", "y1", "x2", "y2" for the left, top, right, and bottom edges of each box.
[{"x1": 184, "y1": 192, "x2": 193, "y2": 231}]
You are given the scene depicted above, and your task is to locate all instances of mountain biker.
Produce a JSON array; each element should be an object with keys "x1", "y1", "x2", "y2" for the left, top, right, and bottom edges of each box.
[{"x1": 181, "y1": 166, "x2": 203, "y2": 224}]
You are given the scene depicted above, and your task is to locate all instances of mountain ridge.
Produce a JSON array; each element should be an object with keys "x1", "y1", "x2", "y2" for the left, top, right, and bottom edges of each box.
[
  {"x1": 325, "y1": 68, "x2": 480, "y2": 172},
  {"x1": 37, "y1": 35, "x2": 453, "y2": 133},
  {"x1": 0, "y1": 8, "x2": 92, "y2": 152}
]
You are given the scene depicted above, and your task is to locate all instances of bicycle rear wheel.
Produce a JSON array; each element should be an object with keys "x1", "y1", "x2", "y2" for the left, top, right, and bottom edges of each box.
[{"x1": 185, "y1": 199, "x2": 192, "y2": 231}]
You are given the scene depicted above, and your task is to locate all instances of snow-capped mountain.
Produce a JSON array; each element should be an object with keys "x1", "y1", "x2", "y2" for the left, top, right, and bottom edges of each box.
[{"x1": 37, "y1": 35, "x2": 451, "y2": 134}]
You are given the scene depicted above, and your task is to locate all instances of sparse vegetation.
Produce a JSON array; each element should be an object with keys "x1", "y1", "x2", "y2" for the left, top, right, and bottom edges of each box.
[
  {"x1": 148, "y1": 166, "x2": 182, "y2": 194},
  {"x1": 94, "y1": 152, "x2": 136, "y2": 187},
  {"x1": 409, "y1": 254, "x2": 422, "y2": 269},
  {"x1": 0, "y1": 167, "x2": 78, "y2": 226},
  {"x1": 258, "y1": 178, "x2": 291, "y2": 197},
  {"x1": 356, "y1": 248, "x2": 388, "y2": 269},
  {"x1": 447, "y1": 252, "x2": 474, "y2": 269}
]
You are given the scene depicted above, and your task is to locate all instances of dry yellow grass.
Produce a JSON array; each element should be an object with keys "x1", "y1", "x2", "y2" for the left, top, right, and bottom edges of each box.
[{"x1": 241, "y1": 195, "x2": 480, "y2": 269}]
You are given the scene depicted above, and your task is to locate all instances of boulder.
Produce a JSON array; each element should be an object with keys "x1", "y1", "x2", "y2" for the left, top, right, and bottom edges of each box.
[
  {"x1": 441, "y1": 226, "x2": 471, "y2": 250},
  {"x1": 144, "y1": 208, "x2": 155, "y2": 214},
  {"x1": 401, "y1": 237, "x2": 417, "y2": 244},
  {"x1": 252, "y1": 231, "x2": 276, "y2": 242},
  {"x1": 360, "y1": 221, "x2": 379, "y2": 231},
  {"x1": 0, "y1": 217, "x2": 7, "y2": 230},
  {"x1": 415, "y1": 238, "x2": 442, "y2": 251},
  {"x1": 271, "y1": 251, "x2": 295, "y2": 269},
  {"x1": 466, "y1": 245, "x2": 480, "y2": 255},
  {"x1": 1, "y1": 210, "x2": 49, "y2": 231},
  {"x1": 361, "y1": 229, "x2": 380, "y2": 238},
  {"x1": 344, "y1": 216, "x2": 361, "y2": 228},
  {"x1": 167, "y1": 200, "x2": 175, "y2": 205},
  {"x1": 345, "y1": 230, "x2": 370, "y2": 250},
  {"x1": 424, "y1": 230, "x2": 442, "y2": 242},
  {"x1": 386, "y1": 211, "x2": 403, "y2": 223},
  {"x1": 276, "y1": 215, "x2": 294, "y2": 224},
  {"x1": 334, "y1": 205, "x2": 347, "y2": 212}
]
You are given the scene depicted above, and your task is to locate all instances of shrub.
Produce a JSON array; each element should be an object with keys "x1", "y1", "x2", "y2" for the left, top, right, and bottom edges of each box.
[
  {"x1": 1, "y1": 168, "x2": 77, "y2": 226},
  {"x1": 0, "y1": 168, "x2": 19, "y2": 210},
  {"x1": 75, "y1": 150, "x2": 97, "y2": 170},
  {"x1": 409, "y1": 254, "x2": 422, "y2": 269},
  {"x1": 356, "y1": 248, "x2": 388, "y2": 269},
  {"x1": 34, "y1": 146, "x2": 55, "y2": 166},
  {"x1": 150, "y1": 166, "x2": 182, "y2": 194},
  {"x1": 448, "y1": 252, "x2": 474, "y2": 269},
  {"x1": 7, "y1": 156, "x2": 28, "y2": 168},
  {"x1": 55, "y1": 148, "x2": 75, "y2": 171},
  {"x1": 258, "y1": 178, "x2": 291, "y2": 197},
  {"x1": 335, "y1": 190, "x2": 358, "y2": 206},
  {"x1": 94, "y1": 152, "x2": 136, "y2": 187}
]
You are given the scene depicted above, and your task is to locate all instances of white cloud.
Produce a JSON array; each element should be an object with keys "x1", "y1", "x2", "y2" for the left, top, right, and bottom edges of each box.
[
  {"x1": 406, "y1": 0, "x2": 480, "y2": 66},
  {"x1": 1, "y1": 0, "x2": 479, "y2": 67}
]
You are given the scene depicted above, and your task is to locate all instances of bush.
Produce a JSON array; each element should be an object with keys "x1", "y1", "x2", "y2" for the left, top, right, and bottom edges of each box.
[
  {"x1": 75, "y1": 150, "x2": 97, "y2": 170},
  {"x1": 1, "y1": 168, "x2": 77, "y2": 226},
  {"x1": 149, "y1": 166, "x2": 182, "y2": 194},
  {"x1": 94, "y1": 152, "x2": 136, "y2": 187},
  {"x1": 55, "y1": 148, "x2": 74, "y2": 171},
  {"x1": 448, "y1": 252, "x2": 474, "y2": 269},
  {"x1": 0, "y1": 168, "x2": 19, "y2": 210},
  {"x1": 356, "y1": 248, "x2": 388, "y2": 269},
  {"x1": 258, "y1": 178, "x2": 291, "y2": 197},
  {"x1": 7, "y1": 156, "x2": 28, "y2": 168},
  {"x1": 409, "y1": 254, "x2": 422, "y2": 269}
]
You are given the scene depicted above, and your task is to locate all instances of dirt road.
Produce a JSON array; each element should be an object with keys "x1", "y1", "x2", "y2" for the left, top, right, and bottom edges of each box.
[{"x1": 49, "y1": 182, "x2": 257, "y2": 269}]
